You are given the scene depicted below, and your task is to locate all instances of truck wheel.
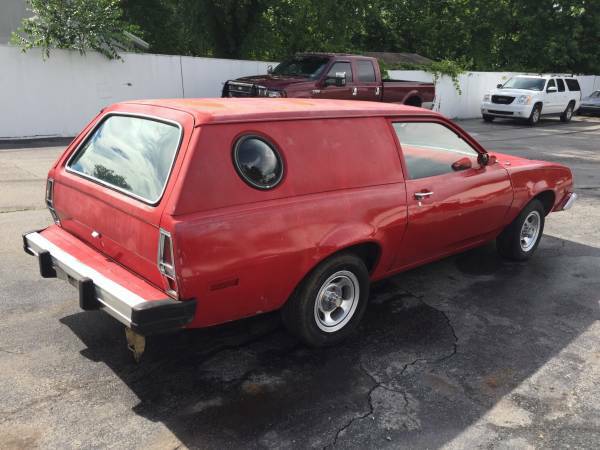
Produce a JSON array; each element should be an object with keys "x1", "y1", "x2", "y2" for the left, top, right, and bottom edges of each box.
[
  {"x1": 528, "y1": 104, "x2": 542, "y2": 126},
  {"x1": 560, "y1": 101, "x2": 575, "y2": 122},
  {"x1": 496, "y1": 199, "x2": 545, "y2": 261},
  {"x1": 483, "y1": 114, "x2": 495, "y2": 122},
  {"x1": 282, "y1": 253, "x2": 370, "y2": 347}
]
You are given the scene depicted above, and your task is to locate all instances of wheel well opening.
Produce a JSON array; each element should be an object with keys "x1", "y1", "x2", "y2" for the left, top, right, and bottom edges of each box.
[
  {"x1": 405, "y1": 96, "x2": 422, "y2": 107},
  {"x1": 345, "y1": 242, "x2": 381, "y2": 274},
  {"x1": 535, "y1": 190, "x2": 555, "y2": 215}
]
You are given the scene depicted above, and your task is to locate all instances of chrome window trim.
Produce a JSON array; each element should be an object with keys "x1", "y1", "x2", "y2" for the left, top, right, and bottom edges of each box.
[{"x1": 65, "y1": 112, "x2": 184, "y2": 206}]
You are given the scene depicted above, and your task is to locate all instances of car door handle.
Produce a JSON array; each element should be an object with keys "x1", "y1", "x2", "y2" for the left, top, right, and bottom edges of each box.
[
  {"x1": 352, "y1": 87, "x2": 358, "y2": 96},
  {"x1": 414, "y1": 191, "x2": 434, "y2": 200}
]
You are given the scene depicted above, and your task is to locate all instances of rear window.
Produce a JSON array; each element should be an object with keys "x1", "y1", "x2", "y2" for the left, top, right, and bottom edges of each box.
[
  {"x1": 67, "y1": 115, "x2": 182, "y2": 204},
  {"x1": 565, "y1": 79, "x2": 581, "y2": 91}
]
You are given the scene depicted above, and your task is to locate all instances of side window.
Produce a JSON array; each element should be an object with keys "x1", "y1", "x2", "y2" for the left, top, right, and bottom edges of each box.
[
  {"x1": 557, "y1": 79, "x2": 565, "y2": 92},
  {"x1": 233, "y1": 136, "x2": 284, "y2": 190},
  {"x1": 393, "y1": 122, "x2": 481, "y2": 180},
  {"x1": 357, "y1": 60, "x2": 376, "y2": 82},
  {"x1": 547, "y1": 79, "x2": 556, "y2": 93},
  {"x1": 565, "y1": 79, "x2": 581, "y2": 91},
  {"x1": 327, "y1": 62, "x2": 353, "y2": 83}
]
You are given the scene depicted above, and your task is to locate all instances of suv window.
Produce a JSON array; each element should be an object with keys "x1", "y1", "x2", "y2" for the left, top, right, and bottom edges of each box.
[
  {"x1": 327, "y1": 62, "x2": 353, "y2": 83},
  {"x1": 565, "y1": 79, "x2": 581, "y2": 91},
  {"x1": 356, "y1": 60, "x2": 376, "y2": 82},
  {"x1": 393, "y1": 122, "x2": 480, "y2": 180},
  {"x1": 557, "y1": 79, "x2": 565, "y2": 92},
  {"x1": 67, "y1": 115, "x2": 181, "y2": 204},
  {"x1": 547, "y1": 79, "x2": 556, "y2": 92}
]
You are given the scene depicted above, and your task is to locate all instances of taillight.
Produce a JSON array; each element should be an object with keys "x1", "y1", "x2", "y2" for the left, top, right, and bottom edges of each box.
[
  {"x1": 158, "y1": 228, "x2": 178, "y2": 298},
  {"x1": 45, "y1": 179, "x2": 60, "y2": 225}
]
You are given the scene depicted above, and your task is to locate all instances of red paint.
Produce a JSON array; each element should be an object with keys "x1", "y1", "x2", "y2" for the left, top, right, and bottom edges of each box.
[
  {"x1": 43, "y1": 98, "x2": 574, "y2": 329},
  {"x1": 223, "y1": 54, "x2": 435, "y2": 106}
]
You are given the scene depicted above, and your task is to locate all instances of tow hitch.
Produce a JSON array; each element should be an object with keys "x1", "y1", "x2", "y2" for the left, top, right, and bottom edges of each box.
[{"x1": 125, "y1": 328, "x2": 146, "y2": 363}]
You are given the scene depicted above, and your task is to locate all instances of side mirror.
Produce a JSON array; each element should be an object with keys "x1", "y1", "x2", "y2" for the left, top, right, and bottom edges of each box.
[
  {"x1": 477, "y1": 153, "x2": 497, "y2": 166},
  {"x1": 496, "y1": 83, "x2": 503, "y2": 89},
  {"x1": 324, "y1": 72, "x2": 346, "y2": 87},
  {"x1": 451, "y1": 157, "x2": 473, "y2": 171},
  {"x1": 267, "y1": 65, "x2": 273, "y2": 74},
  {"x1": 547, "y1": 86, "x2": 557, "y2": 93}
]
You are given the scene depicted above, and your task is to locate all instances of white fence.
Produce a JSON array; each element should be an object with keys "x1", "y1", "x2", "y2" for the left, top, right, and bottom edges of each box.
[
  {"x1": 0, "y1": 45, "x2": 274, "y2": 139},
  {"x1": 0, "y1": 44, "x2": 599, "y2": 139},
  {"x1": 389, "y1": 70, "x2": 600, "y2": 119}
]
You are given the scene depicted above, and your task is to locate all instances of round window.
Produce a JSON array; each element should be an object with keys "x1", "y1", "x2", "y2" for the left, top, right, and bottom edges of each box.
[{"x1": 233, "y1": 136, "x2": 284, "y2": 189}]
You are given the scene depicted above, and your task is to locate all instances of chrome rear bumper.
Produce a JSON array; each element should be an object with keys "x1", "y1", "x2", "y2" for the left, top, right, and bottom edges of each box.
[
  {"x1": 561, "y1": 192, "x2": 577, "y2": 211},
  {"x1": 23, "y1": 231, "x2": 196, "y2": 335}
]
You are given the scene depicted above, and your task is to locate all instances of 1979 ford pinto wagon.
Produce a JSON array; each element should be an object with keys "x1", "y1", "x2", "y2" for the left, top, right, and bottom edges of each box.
[{"x1": 23, "y1": 99, "x2": 576, "y2": 359}]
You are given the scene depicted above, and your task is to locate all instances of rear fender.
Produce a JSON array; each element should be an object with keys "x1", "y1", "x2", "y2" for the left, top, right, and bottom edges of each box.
[{"x1": 503, "y1": 165, "x2": 573, "y2": 225}]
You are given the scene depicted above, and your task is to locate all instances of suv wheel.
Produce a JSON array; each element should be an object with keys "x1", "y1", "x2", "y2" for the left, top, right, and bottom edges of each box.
[
  {"x1": 528, "y1": 104, "x2": 542, "y2": 126},
  {"x1": 497, "y1": 199, "x2": 545, "y2": 261},
  {"x1": 560, "y1": 101, "x2": 575, "y2": 122},
  {"x1": 282, "y1": 253, "x2": 370, "y2": 347}
]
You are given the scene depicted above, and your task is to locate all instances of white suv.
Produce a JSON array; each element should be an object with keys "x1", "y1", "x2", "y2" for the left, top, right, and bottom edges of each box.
[{"x1": 481, "y1": 75, "x2": 581, "y2": 125}]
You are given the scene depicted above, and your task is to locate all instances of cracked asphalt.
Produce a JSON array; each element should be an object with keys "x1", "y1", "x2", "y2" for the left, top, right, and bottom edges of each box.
[{"x1": 1, "y1": 116, "x2": 599, "y2": 449}]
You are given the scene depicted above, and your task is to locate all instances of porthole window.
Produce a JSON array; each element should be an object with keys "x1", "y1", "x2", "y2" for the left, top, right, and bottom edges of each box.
[{"x1": 233, "y1": 136, "x2": 284, "y2": 189}]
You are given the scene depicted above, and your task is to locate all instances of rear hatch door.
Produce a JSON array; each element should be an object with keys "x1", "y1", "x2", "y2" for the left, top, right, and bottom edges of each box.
[{"x1": 50, "y1": 103, "x2": 195, "y2": 289}]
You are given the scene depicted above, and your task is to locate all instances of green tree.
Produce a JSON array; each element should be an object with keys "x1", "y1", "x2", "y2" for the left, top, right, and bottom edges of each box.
[{"x1": 11, "y1": 0, "x2": 136, "y2": 60}]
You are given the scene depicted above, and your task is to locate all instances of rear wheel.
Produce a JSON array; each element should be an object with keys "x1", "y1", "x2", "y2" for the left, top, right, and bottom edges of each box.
[
  {"x1": 483, "y1": 114, "x2": 495, "y2": 122},
  {"x1": 282, "y1": 253, "x2": 370, "y2": 347},
  {"x1": 528, "y1": 104, "x2": 542, "y2": 126},
  {"x1": 497, "y1": 199, "x2": 545, "y2": 261},
  {"x1": 560, "y1": 101, "x2": 575, "y2": 122}
]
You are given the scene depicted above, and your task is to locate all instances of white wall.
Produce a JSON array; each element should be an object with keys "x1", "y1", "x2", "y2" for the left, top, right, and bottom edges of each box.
[
  {"x1": 0, "y1": 44, "x2": 275, "y2": 139},
  {"x1": 389, "y1": 69, "x2": 600, "y2": 119},
  {"x1": 1, "y1": 43, "x2": 599, "y2": 138}
]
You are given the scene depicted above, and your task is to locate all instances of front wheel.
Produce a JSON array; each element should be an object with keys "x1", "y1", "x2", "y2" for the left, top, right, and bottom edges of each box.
[
  {"x1": 282, "y1": 253, "x2": 370, "y2": 347},
  {"x1": 528, "y1": 104, "x2": 542, "y2": 126},
  {"x1": 497, "y1": 199, "x2": 545, "y2": 260}
]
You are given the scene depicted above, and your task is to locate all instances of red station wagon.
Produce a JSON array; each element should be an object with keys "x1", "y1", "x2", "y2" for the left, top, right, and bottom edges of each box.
[{"x1": 23, "y1": 99, "x2": 576, "y2": 360}]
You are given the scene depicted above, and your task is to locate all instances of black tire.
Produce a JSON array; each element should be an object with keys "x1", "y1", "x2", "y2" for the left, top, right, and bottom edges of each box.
[
  {"x1": 281, "y1": 253, "x2": 370, "y2": 347},
  {"x1": 483, "y1": 114, "x2": 495, "y2": 122},
  {"x1": 560, "y1": 101, "x2": 575, "y2": 122},
  {"x1": 497, "y1": 199, "x2": 545, "y2": 261},
  {"x1": 528, "y1": 103, "x2": 542, "y2": 126}
]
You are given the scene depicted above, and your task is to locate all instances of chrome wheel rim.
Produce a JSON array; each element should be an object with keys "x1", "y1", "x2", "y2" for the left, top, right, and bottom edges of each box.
[
  {"x1": 532, "y1": 108, "x2": 540, "y2": 123},
  {"x1": 566, "y1": 106, "x2": 573, "y2": 119},
  {"x1": 520, "y1": 211, "x2": 541, "y2": 252},
  {"x1": 314, "y1": 270, "x2": 360, "y2": 333}
]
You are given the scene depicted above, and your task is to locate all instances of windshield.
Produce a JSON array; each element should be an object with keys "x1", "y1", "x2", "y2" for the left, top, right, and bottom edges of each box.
[
  {"x1": 272, "y1": 56, "x2": 330, "y2": 79},
  {"x1": 589, "y1": 91, "x2": 600, "y2": 98},
  {"x1": 501, "y1": 77, "x2": 546, "y2": 91}
]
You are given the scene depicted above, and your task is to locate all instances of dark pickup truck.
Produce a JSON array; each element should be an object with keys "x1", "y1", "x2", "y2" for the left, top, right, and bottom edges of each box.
[{"x1": 222, "y1": 53, "x2": 435, "y2": 108}]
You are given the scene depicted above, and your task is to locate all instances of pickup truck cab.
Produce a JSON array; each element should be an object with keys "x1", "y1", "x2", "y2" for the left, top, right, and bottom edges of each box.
[
  {"x1": 481, "y1": 75, "x2": 582, "y2": 125},
  {"x1": 222, "y1": 53, "x2": 435, "y2": 108},
  {"x1": 24, "y1": 99, "x2": 575, "y2": 360}
]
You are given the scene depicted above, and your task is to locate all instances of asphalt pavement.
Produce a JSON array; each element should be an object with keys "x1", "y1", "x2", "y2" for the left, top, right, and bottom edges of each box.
[{"x1": 1, "y1": 115, "x2": 599, "y2": 449}]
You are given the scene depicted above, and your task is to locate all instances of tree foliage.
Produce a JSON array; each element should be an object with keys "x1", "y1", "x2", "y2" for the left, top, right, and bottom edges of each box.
[
  {"x1": 145, "y1": 0, "x2": 600, "y2": 73},
  {"x1": 12, "y1": 0, "x2": 600, "y2": 73},
  {"x1": 11, "y1": 0, "x2": 137, "y2": 60}
]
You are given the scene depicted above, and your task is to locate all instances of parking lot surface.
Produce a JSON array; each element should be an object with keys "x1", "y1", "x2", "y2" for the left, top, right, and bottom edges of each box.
[{"x1": 1, "y1": 116, "x2": 599, "y2": 449}]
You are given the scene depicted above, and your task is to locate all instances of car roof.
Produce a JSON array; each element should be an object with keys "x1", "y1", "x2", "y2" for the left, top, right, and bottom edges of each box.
[{"x1": 123, "y1": 98, "x2": 437, "y2": 125}]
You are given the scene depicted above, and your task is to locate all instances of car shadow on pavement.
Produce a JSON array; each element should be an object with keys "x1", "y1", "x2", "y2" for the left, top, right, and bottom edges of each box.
[{"x1": 60, "y1": 235, "x2": 600, "y2": 449}]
